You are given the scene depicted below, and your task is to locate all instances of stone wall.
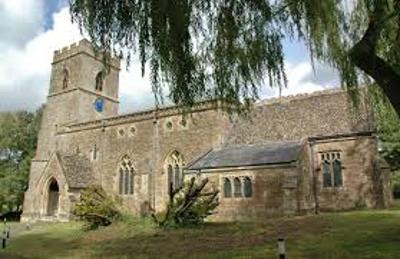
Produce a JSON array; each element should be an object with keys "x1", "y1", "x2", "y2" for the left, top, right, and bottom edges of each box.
[
  {"x1": 23, "y1": 38, "x2": 389, "y2": 222},
  {"x1": 55, "y1": 104, "x2": 229, "y2": 214},
  {"x1": 22, "y1": 154, "x2": 75, "y2": 221},
  {"x1": 225, "y1": 90, "x2": 375, "y2": 146},
  {"x1": 189, "y1": 165, "x2": 303, "y2": 221},
  {"x1": 312, "y1": 135, "x2": 380, "y2": 211}
]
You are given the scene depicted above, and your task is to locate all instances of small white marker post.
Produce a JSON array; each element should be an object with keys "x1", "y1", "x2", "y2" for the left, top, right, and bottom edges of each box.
[{"x1": 277, "y1": 238, "x2": 286, "y2": 259}]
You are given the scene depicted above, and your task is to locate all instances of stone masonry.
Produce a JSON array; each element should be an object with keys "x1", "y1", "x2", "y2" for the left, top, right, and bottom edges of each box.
[{"x1": 21, "y1": 40, "x2": 392, "y2": 222}]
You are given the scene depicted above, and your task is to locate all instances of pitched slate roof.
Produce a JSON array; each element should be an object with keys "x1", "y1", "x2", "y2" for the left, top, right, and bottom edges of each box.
[
  {"x1": 58, "y1": 153, "x2": 95, "y2": 189},
  {"x1": 187, "y1": 141, "x2": 303, "y2": 171}
]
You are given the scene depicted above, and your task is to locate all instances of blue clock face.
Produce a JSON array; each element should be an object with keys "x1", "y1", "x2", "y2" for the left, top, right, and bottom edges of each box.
[{"x1": 94, "y1": 98, "x2": 104, "y2": 112}]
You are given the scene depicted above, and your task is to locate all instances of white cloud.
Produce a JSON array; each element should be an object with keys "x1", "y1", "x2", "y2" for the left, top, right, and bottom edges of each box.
[
  {"x1": 0, "y1": 7, "x2": 82, "y2": 111},
  {"x1": 0, "y1": 0, "x2": 44, "y2": 48},
  {"x1": 119, "y1": 61, "x2": 154, "y2": 113},
  {"x1": 260, "y1": 61, "x2": 339, "y2": 99},
  {"x1": 0, "y1": 6, "x2": 154, "y2": 112}
]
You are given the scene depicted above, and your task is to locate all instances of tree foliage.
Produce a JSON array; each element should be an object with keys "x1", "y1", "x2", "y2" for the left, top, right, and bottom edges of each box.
[
  {"x1": 0, "y1": 108, "x2": 42, "y2": 217},
  {"x1": 152, "y1": 177, "x2": 219, "y2": 228},
  {"x1": 369, "y1": 84, "x2": 400, "y2": 198},
  {"x1": 370, "y1": 85, "x2": 400, "y2": 169},
  {"x1": 73, "y1": 185, "x2": 121, "y2": 230},
  {"x1": 70, "y1": 0, "x2": 400, "y2": 113}
]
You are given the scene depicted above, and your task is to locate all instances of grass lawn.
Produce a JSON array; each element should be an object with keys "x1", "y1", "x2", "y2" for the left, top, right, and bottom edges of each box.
[{"x1": 1, "y1": 202, "x2": 400, "y2": 259}]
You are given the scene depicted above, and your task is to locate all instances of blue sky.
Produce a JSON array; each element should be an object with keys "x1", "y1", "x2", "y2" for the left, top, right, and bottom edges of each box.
[
  {"x1": 43, "y1": 0, "x2": 67, "y2": 30},
  {"x1": 0, "y1": 0, "x2": 338, "y2": 113}
]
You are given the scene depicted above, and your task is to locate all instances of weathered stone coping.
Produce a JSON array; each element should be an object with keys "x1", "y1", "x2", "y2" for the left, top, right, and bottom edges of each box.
[{"x1": 58, "y1": 100, "x2": 220, "y2": 134}]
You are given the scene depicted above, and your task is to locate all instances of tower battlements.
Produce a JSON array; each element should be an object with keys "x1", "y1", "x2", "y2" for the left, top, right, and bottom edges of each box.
[{"x1": 53, "y1": 39, "x2": 120, "y2": 69}]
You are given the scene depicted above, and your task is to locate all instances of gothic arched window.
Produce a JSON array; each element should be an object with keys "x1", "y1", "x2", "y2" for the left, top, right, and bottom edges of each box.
[
  {"x1": 233, "y1": 177, "x2": 242, "y2": 197},
  {"x1": 223, "y1": 178, "x2": 232, "y2": 198},
  {"x1": 95, "y1": 72, "x2": 104, "y2": 92},
  {"x1": 243, "y1": 177, "x2": 252, "y2": 198},
  {"x1": 165, "y1": 151, "x2": 184, "y2": 192},
  {"x1": 62, "y1": 69, "x2": 69, "y2": 90},
  {"x1": 119, "y1": 155, "x2": 134, "y2": 195}
]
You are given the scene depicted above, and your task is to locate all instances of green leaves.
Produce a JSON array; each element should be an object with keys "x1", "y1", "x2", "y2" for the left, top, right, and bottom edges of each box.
[
  {"x1": 369, "y1": 84, "x2": 400, "y2": 170},
  {"x1": 152, "y1": 177, "x2": 219, "y2": 228},
  {"x1": 72, "y1": 185, "x2": 121, "y2": 230},
  {"x1": 69, "y1": 0, "x2": 400, "y2": 114},
  {"x1": 0, "y1": 107, "x2": 42, "y2": 215},
  {"x1": 69, "y1": 0, "x2": 286, "y2": 111}
]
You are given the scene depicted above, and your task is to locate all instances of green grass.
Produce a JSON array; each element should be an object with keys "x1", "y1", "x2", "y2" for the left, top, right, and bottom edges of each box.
[{"x1": 1, "y1": 203, "x2": 400, "y2": 259}]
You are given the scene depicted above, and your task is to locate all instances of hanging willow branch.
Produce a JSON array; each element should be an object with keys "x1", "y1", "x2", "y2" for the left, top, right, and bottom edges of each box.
[{"x1": 70, "y1": 0, "x2": 400, "y2": 115}]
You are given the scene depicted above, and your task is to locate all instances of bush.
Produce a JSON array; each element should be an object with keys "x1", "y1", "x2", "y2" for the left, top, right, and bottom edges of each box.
[
  {"x1": 73, "y1": 185, "x2": 121, "y2": 230},
  {"x1": 152, "y1": 177, "x2": 219, "y2": 228}
]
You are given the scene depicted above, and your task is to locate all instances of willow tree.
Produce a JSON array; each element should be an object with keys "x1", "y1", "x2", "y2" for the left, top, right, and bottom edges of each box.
[{"x1": 70, "y1": 0, "x2": 400, "y2": 115}]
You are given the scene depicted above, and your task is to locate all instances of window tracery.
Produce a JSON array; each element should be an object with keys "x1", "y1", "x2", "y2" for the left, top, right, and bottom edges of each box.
[
  {"x1": 165, "y1": 151, "x2": 184, "y2": 192},
  {"x1": 321, "y1": 152, "x2": 343, "y2": 188},
  {"x1": 119, "y1": 155, "x2": 134, "y2": 195}
]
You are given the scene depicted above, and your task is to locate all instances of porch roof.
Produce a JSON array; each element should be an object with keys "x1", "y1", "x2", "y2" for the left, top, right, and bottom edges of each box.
[{"x1": 58, "y1": 153, "x2": 95, "y2": 189}]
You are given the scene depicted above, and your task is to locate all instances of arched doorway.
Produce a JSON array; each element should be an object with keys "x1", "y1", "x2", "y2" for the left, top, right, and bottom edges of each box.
[{"x1": 47, "y1": 179, "x2": 59, "y2": 216}]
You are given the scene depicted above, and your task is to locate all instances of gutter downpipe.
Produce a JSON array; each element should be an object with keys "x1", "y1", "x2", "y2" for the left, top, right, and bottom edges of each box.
[{"x1": 309, "y1": 138, "x2": 319, "y2": 214}]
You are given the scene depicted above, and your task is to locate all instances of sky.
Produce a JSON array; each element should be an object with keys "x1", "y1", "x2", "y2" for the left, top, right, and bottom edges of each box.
[{"x1": 0, "y1": 0, "x2": 339, "y2": 113}]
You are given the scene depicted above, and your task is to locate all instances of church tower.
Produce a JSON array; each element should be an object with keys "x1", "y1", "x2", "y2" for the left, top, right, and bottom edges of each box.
[
  {"x1": 35, "y1": 39, "x2": 120, "y2": 159},
  {"x1": 22, "y1": 40, "x2": 121, "y2": 221}
]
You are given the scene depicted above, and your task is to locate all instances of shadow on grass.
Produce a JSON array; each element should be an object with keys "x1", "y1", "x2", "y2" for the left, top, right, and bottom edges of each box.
[
  {"x1": 90, "y1": 217, "x2": 331, "y2": 258},
  {"x1": 1, "y1": 231, "x2": 87, "y2": 259},
  {"x1": 290, "y1": 211, "x2": 400, "y2": 258},
  {"x1": 2, "y1": 209, "x2": 400, "y2": 258}
]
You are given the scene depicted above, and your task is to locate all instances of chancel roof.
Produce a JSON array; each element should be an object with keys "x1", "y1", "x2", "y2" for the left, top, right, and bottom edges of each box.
[{"x1": 187, "y1": 141, "x2": 303, "y2": 171}]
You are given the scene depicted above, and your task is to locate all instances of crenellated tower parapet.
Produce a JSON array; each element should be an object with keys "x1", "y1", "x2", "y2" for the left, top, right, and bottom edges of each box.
[{"x1": 52, "y1": 39, "x2": 120, "y2": 69}]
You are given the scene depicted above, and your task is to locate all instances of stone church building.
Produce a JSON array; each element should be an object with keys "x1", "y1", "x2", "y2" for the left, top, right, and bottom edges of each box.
[{"x1": 21, "y1": 40, "x2": 392, "y2": 222}]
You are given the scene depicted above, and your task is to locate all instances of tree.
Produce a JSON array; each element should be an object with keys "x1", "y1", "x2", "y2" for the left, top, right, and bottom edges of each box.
[
  {"x1": 0, "y1": 107, "x2": 42, "y2": 217},
  {"x1": 369, "y1": 84, "x2": 400, "y2": 198},
  {"x1": 70, "y1": 0, "x2": 400, "y2": 114},
  {"x1": 152, "y1": 177, "x2": 219, "y2": 228},
  {"x1": 370, "y1": 85, "x2": 400, "y2": 168}
]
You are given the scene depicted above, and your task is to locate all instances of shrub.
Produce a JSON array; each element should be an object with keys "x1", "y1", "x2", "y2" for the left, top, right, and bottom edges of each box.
[
  {"x1": 73, "y1": 185, "x2": 121, "y2": 230},
  {"x1": 152, "y1": 177, "x2": 219, "y2": 228}
]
